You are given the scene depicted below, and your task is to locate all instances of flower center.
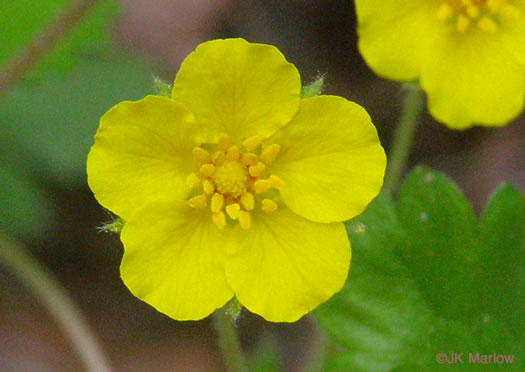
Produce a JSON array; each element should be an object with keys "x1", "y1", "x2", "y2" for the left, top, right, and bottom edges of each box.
[
  {"x1": 437, "y1": 0, "x2": 520, "y2": 33},
  {"x1": 185, "y1": 133, "x2": 283, "y2": 230}
]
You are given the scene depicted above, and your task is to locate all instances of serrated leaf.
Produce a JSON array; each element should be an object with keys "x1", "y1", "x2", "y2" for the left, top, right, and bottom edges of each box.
[{"x1": 396, "y1": 166, "x2": 479, "y2": 322}]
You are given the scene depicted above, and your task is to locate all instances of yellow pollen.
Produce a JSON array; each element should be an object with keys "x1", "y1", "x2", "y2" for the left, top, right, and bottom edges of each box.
[
  {"x1": 248, "y1": 162, "x2": 266, "y2": 178},
  {"x1": 240, "y1": 192, "x2": 255, "y2": 210},
  {"x1": 477, "y1": 16, "x2": 499, "y2": 32},
  {"x1": 269, "y1": 175, "x2": 284, "y2": 189},
  {"x1": 456, "y1": 14, "x2": 471, "y2": 32},
  {"x1": 260, "y1": 144, "x2": 281, "y2": 165},
  {"x1": 225, "y1": 203, "x2": 241, "y2": 219},
  {"x1": 212, "y1": 151, "x2": 226, "y2": 166},
  {"x1": 210, "y1": 193, "x2": 224, "y2": 213},
  {"x1": 186, "y1": 173, "x2": 201, "y2": 189},
  {"x1": 212, "y1": 211, "x2": 226, "y2": 229},
  {"x1": 254, "y1": 179, "x2": 273, "y2": 194},
  {"x1": 437, "y1": 2, "x2": 454, "y2": 20},
  {"x1": 241, "y1": 153, "x2": 258, "y2": 166},
  {"x1": 200, "y1": 163, "x2": 215, "y2": 177},
  {"x1": 214, "y1": 161, "x2": 247, "y2": 198},
  {"x1": 226, "y1": 145, "x2": 240, "y2": 161},
  {"x1": 242, "y1": 135, "x2": 263, "y2": 152},
  {"x1": 188, "y1": 194, "x2": 207, "y2": 208},
  {"x1": 192, "y1": 147, "x2": 209, "y2": 163},
  {"x1": 203, "y1": 179, "x2": 215, "y2": 195},
  {"x1": 238, "y1": 211, "x2": 251, "y2": 229},
  {"x1": 261, "y1": 199, "x2": 278, "y2": 213},
  {"x1": 218, "y1": 133, "x2": 230, "y2": 150},
  {"x1": 466, "y1": 5, "x2": 480, "y2": 18}
]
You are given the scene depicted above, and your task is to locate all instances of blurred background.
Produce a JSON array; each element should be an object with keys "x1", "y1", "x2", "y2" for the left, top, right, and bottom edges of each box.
[{"x1": 1, "y1": 0, "x2": 524, "y2": 370}]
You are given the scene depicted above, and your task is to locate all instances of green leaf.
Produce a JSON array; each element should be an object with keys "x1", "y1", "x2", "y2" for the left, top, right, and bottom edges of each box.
[
  {"x1": 396, "y1": 166, "x2": 479, "y2": 323},
  {"x1": 0, "y1": 0, "x2": 117, "y2": 78},
  {"x1": 0, "y1": 53, "x2": 153, "y2": 186},
  {"x1": 315, "y1": 167, "x2": 524, "y2": 371},
  {"x1": 477, "y1": 184, "x2": 525, "y2": 345},
  {"x1": 315, "y1": 193, "x2": 434, "y2": 371},
  {"x1": 0, "y1": 161, "x2": 55, "y2": 238}
]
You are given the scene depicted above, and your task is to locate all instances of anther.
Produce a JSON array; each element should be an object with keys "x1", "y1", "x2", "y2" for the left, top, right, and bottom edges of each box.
[
  {"x1": 211, "y1": 193, "x2": 224, "y2": 213},
  {"x1": 199, "y1": 163, "x2": 216, "y2": 177},
  {"x1": 248, "y1": 162, "x2": 266, "y2": 178},
  {"x1": 477, "y1": 17, "x2": 498, "y2": 33},
  {"x1": 269, "y1": 175, "x2": 284, "y2": 190},
  {"x1": 193, "y1": 147, "x2": 210, "y2": 163},
  {"x1": 437, "y1": 2, "x2": 453, "y2": 20},
  {"x1": 260, "y1": 144, "x2": 281, "y2": 165},
  {"x1": 240, "y1": 192, "x2": 255, "y2": 210},
  {"x1": 203, "y1": 179, "x2": 215, "y2": 195},
  {"x1": 241, "y1": 153, "x2": 258, "y2": 166},
  {"x1": 212, "y1": 211, "x2": 226, "y2": 229},
  {"x1": 466, "y1": 5, "x2": 479, "y2": 19},
  {"x1": 186, "y1": 173, "x2": 201, "y2": 189},
  {"x1": 188, "y1": 194, "x2": 207, "y2": 208},
  {"x1": 456, "y1": 14, "x2": 470, "y2": 32},
  {"x1": 218, "y1": 133, "x2": 230, "y2": 151},
  {"x1": 226, "y1": 145, "x2": 240, "y2": 161},
  {"x1": 254, "y1": 179, "x2": 273, "y2": 194},
  {"x1": 238, "y1": 211, "x2": 251, "y2": 229},
  {"x1": 242, "y1": 136, "x2": 263, "y2": 152},
  {"x1": 212, "y1": 151, "x2": 226, "y2": 166},
  {"x1": 226, "y1": 203, "x2": 241, "y2": 219},
  {"x1": 261, "y1": 199, "x2": 278, "y2": 213}
]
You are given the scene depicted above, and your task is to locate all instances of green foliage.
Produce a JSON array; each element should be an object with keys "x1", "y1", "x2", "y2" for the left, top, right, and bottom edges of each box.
[
  {"x1": 0, "y1": 0, "x2": 117, "y2": 77},
  {"x1": 315, "y1": 166, "x2": 524, "y2": 371}
]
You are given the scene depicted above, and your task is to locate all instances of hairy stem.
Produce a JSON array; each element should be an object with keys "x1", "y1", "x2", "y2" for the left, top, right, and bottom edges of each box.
[
  {"x1": 212, "y1": 307, "x2": 247, "y2": 372},
  {"x1": 383, "y1": 83, "x2": 425, "y2": 192}
]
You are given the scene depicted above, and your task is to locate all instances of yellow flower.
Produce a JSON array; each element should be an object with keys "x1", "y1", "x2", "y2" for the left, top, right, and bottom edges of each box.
[
  {"x1": 87, "y1": 39, "x2": 386, "y2": 322},
  {"x1": 355, "y1": 0, "x2": 525, "y2": 129}
]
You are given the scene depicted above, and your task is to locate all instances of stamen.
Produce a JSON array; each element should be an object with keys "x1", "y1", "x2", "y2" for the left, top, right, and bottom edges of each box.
[
  {"x1": 260, "y1": 144, "x2": 281, "y2": 165},
  {"x1": 212, "y1": 211, "x2": 226, "y2": 229},
  {"x1": 437, "y1": 2, "x2": 453, "y2": 20},
  {"x1": 199, "y1": 163, "x2": 216, "y2": 177},
  {"x1": 466, "y1": 5, "x2": 479, "y2": 18},
  {"x1": 203, "y1": 179, "x2": 215, "y2": 195},
  {"x1": 269, "y1": 175, "x2": 284, "y2": 190},
  {"x1": 261, "y1": 199, "x2": 278, "y2": 213},
  {"x1": 248, "y1": 162, "x2": 266, "y2": 178},
  {"x1": 218, "y1": 133, "x2": 230, "y2": 151},
  {"x1": 188, "y1": 194, "x2": 207, "y2": 208},
  {"x1": 238, "y1": 211, "x2": 251, "y2": 229},
  {"x1": 456, "y1": 14, "x2": 470, "y2": 32},
  {"x1": 240, "y1": 192, "x2": 255, "y2": 210},
  {"x1": 477, "y1": 16, "x2": 498, "y2": 32},
  {"x1": 226, "y1": 203, "x2": 241, "y2": 219},
  {"x1": 241, "y1": 153, "x2": 258, "y2": 166},
  {"x1": 211, "y1": 193, "x2": 224, "y2": 213},
  {"x1": 254, "y1": 179, "x2": 273, "y2": 194},
  {"x1": 192, "y1": 147, "x2": 210, "y2": 163},
  {"x1": 242, "y1": 136, "x2": 263, "y2": 152},
  {"x1": 212, "y1": 151, "x2": 226, "y2": 166},
  {"x1": 226, "y1": 145, "x2": 240, "y2": 161},
  {"x1": 186, "y1": 173, "x2": 201, "y2": 189}
]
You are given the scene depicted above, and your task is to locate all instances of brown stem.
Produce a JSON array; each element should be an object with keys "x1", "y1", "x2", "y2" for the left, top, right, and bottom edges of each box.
[{"x1": 0, "y1": 0, "x2": 99, "y2": 96}]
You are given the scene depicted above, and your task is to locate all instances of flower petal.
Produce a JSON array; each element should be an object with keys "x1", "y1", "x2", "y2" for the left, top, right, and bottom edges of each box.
[
  {"x1": 87, "y1": 95, "x2": 199, "y2": 220},
  {"x1": 172, "y1": 38, "x2": 301, "y2": 143},
  {"x1": 268, "y1": 96, "x2": 386, "y2": 223},
  {"x1": 226, "y1": 208, "x2": 350, "y2": 322},
  {"x1": 355, "y1": 0, "x2": 442, "y2": 80},
  {"x1": 421, "y1": 32, "x2": 525, "y2": 128},
  {"x1": 501, "y1": 1, "x2": 525, "y2": 65},
  {"x1": 120, "y1": 200, "x2": 234, "y2": 321}
]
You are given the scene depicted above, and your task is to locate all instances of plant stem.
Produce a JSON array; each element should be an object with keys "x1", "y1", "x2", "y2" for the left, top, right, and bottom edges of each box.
[
  {"x1": 0, "y1": 0, "x2": 99, "y2": 97},
  {"x1": 383, "y1": 83, "x2": 425, "y2": 192},
  {"x1": 212, "y1": 307, "x2": 247, "y2": 372},
  {"x1": 0, "y1": 232, "x2": 113, "y2": 372}
]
